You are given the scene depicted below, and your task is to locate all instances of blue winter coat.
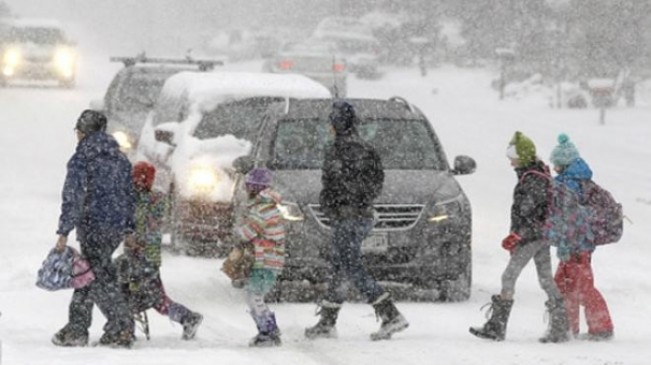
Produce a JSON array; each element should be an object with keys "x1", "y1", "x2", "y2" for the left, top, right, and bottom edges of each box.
[
  {"x1": 554, "y1": 158, "x2": 592, "y2": 198},
  {"x1": 57, "y1": 132, "x2": 135, "y2": 237},
  {"x1": 554, "y1": 157, "x2": 594, "y2": 254}
]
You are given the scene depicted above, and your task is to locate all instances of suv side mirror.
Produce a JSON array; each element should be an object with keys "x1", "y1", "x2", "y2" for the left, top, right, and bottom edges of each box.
[
  {"x1": 232, "y1": 156, "x2": 254, "y2": 174},
  {"x1": 452, "y1": 155, "x2": 476, "y2": 175}
]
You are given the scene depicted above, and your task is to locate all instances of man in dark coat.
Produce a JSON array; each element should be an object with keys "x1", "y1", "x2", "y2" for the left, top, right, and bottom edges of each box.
[
  {"x1": 51, "y1": 110, "x2": 136, "y2": 348},
  {"x1": 305, "y1": 100, "x2": 409, "y2": 341}
]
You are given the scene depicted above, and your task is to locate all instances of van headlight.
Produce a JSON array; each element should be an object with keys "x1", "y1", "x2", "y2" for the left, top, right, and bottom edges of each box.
[
  {"x1": 188, "y1": 165, "x2": 219, "y2": 195},
  {"x1": 3, "y1": 47, "x2": 21, "y2": 67},
  {"x1": 277, "y1": 202, "x2": 304, "y2": 221},
  {"x1": 428, "y1": 198, "x2": 461, "y2": 223},
  {"x1": 112, "y1": 131, "x2": 133, "y2": 151},
  {"x1": 54, "y1": 47, "x2": 75, "y2": 78}
]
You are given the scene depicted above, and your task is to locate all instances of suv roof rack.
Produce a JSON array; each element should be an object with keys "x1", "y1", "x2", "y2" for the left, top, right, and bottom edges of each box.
[
  {"x1": 110, "y1": 54, "x2": 224, "y2": 71},
  {"x1": 388, "y1": 96, "x2": 415, "y2": 113}
]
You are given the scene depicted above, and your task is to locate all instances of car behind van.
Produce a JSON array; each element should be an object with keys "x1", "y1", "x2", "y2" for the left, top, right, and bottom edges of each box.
[{"x1": 135, "y1": 71, "x2": 331, "y2": 255}]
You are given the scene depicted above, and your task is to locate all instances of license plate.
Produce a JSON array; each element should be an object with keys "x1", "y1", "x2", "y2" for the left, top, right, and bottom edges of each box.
[{"x1": 362, "y1": 233, "x2": 388, "y2": 252}]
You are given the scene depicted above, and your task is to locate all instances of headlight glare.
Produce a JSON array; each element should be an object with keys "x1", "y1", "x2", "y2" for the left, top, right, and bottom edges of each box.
[
  {"x1": 54, "y1": 47, "x2": 75, "y2": 77},
  {"x1": 3, "y1": 48, "x2": 21, "y2": 66},
  {"x1": 428, "y1": 199, "x2": 461, "y2": 223},
  {"x1": 112, "y1": 131, "x2": 132, "y2": 150},
  {"x1": 188, "y1": 166, "x2": 218, "y2": 195},
  {"x1": 277, "y1": 202, "x2": 304, "y2": 221}
]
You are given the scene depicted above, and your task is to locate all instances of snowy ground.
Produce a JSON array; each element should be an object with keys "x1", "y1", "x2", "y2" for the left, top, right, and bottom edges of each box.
[{"x1": 1, "y1": 45, "x2": 650, "y2": 365}]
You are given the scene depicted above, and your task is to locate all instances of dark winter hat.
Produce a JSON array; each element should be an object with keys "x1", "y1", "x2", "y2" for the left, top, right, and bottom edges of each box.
[
  {"x1": 132, "y1": 161, "x2": 156, "y2": 191},
  {"x1": 75, "y1": 109, "x2": 107, "y2": 135},
  {"x1": 550, "y1": 133, "x2": 580, "y2": 167},
  {"x1": 329, "y1": 100, "x2": 357, "y2": 135},
  {"x1": 245, "y1": 167, "x2": 273, "y2": 188},
  {"x1": 506, "y1": 131, "x2": 536, "y2": 166}
]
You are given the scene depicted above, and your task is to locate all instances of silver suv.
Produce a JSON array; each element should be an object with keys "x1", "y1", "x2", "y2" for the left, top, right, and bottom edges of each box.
[{"x1": 231, "y1": 97, "x2": 476, "y2": 302}]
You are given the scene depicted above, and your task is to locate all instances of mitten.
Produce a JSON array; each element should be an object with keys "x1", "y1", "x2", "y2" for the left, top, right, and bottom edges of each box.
[{"x1": 501, "y1": 232, "x2": 521, "y2": 253}]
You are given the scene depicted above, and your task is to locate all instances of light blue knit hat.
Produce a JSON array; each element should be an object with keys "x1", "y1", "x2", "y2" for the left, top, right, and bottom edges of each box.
[{"x1": 550, "y1": 133, "x2": 580, "y2": 167}]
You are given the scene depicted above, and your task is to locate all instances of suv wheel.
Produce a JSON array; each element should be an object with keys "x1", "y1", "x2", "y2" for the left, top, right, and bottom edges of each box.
[{"x1": 438, "y1": 260, "x2": 472, "y2": 302}]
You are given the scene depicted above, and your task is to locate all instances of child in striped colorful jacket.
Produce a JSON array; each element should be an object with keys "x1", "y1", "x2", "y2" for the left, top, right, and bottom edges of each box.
[{"x1": 234, "y1": 167, "x2": 286, "y2": 347}]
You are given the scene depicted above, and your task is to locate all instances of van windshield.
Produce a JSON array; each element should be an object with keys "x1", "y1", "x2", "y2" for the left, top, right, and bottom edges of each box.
[{"x1": 271, "y1": 118, "x2": 446, "y2": 170}]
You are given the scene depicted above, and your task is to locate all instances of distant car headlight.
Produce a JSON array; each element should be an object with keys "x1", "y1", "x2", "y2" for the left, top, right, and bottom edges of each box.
[
  {"x1": 428, "y1": 198, "x2": 462, "y2": 223},
  {"x1": 112, "y1": 131, "x2": 133, "y2": 151},
  {"x1": 54, "y1": 47, "x2": 75, "y2": 78},
  {"x1": 3, "y1": 48, "x2": 22, "y2": 67},
  {"x1": 277, "y1": 202, "x2": 304, "y2": 221},
  {"x1": 188, "y1": 165, "x2": 219, "y2": 195}
]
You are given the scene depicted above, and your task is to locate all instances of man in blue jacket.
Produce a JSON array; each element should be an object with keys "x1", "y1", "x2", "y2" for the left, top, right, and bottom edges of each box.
[{"x1": 51, "y1": 110, "x2": 136, "y2": 348}]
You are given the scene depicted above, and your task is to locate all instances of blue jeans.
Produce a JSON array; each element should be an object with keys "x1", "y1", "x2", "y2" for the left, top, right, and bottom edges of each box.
[{"x1": 324, "y1": 217, "x2": 385, "y2": 304}]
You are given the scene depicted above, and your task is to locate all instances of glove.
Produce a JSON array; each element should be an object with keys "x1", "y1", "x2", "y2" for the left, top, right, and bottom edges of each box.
[{"x1": 501, "y1": 232, "x2": 521, "y2": 253}]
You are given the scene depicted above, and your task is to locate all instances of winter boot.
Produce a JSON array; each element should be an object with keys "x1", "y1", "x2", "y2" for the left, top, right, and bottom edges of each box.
[
  {"x1": 250, "y1": 312, "x2": 282, "y2": 347},
  {"x1": 370, "y1": 293, "x2": 409, "y2": 341},
  {"x1": 96, "y1": 328, "x2": 134, "y2": 348},
  {"x1": 539, "y1": 298, "x2": 570, "y2": 343},
  {"x1": 469, "y1": 294, "x2": 514, "y2": 341},
  {"x1": 51, "y1": 325, "x2": 89, "y2": 347},
  {"x1": 181, "y1": 312, "x2": 204, "y2": 340},
  {"x1": 304, "y1": 300, "x2": 341, "y2": 339}
]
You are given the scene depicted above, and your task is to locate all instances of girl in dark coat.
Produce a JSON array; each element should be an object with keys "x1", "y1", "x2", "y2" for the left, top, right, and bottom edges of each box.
[{"x1": 470, "y1": 131, "x2": 569, "y2": 343}]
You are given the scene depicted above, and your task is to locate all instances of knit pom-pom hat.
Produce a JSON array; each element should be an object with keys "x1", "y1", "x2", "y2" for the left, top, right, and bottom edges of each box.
[{"x1": 550, "y1": 133, "x2": 580, "y2": 167}]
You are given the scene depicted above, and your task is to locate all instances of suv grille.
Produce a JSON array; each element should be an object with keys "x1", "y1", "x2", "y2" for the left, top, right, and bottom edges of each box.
[{"x1": 308, "y1": 204, "x2": 424, "y2": 231}]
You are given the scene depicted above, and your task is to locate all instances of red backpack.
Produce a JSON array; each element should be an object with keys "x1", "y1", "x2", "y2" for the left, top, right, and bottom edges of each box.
[{"x1": 580, "y1": 180, "x2": 624, "y2": 245}]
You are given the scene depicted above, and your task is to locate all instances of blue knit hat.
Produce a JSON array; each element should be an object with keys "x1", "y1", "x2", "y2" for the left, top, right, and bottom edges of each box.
[{"x1": 550, "y1": 133, "x2": 580, "y2": 167}]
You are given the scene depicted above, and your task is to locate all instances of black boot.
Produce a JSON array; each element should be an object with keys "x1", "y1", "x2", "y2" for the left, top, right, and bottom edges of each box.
[
  {"x1": 370, "y1": 293, "x2": 409, "y2": 341},
  {"x1": 304, "y1": 301, "x2": 341, "y2": 339},
  {"x1": 539, "y1": 298, "x2": 570, "y2": 343},
  {"x1": 469, "y1": 295, "x2": 514, "y2": 341}
]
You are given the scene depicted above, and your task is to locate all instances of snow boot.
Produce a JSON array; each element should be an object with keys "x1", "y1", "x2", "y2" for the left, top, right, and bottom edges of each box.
[
  {"x1": 250, "y1": 312, "x2": 282, "y2": 347},
  {"x1": 305, "y1": 300, "x2": 341, "y2": 339},
  {"x1": 181, "y1": 312, "x2": 204, "y2": 340},
  {"x1": 539, "y1": 298, "x2": 570, "y2": 343},
  {"x1": 370, "y1": 293, "x2": 409, "y2": 341},
  {"x1": 585, "y1": 330, "x2": 614, "y2": 341},
  {"x1": 469, "y1": 294, "x2": 514, "y2": 341},
  {"x1": 51, "y1": 325, "x2": 88, "y2": 347},
  {"x1": 96, "y1": 328, "x2": 134, "y2": 348}
]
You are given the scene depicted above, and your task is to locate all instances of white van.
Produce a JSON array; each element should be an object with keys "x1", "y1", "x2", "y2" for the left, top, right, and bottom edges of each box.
[{"x1": 135, "y1": 71, "x2": 331, "y2": 255}]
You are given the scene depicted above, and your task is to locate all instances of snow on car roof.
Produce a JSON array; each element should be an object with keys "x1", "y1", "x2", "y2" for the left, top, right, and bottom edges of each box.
[{"x1": 160, "y1": 71, "x2": 331, "y2": 112}]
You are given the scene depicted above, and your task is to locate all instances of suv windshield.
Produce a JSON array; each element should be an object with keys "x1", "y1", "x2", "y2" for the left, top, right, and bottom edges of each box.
[
  {"x1": 271, "y1": 118, "x2": 446, "y2": 170},
  {"x1": 193, "y1": 97, "x2": 283, "y2": 141},
  {"x1": 8, "y1": 27, "x2": 64, "y2": 44}
]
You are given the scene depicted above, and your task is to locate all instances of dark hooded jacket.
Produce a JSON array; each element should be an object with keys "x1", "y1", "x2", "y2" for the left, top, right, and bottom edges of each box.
[
  {"x1": 510, "y1": 159, "x2": 550, "y2": 244},
  {"x1": 57, "y1": 132, "x2": 135, "y2": 238},
  {"x1": 319, "y1": 132, "x2": 384, "y2": 220}
]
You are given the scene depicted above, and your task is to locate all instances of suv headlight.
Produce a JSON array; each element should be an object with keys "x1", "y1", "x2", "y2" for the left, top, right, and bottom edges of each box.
[
  {"x1": 277, "y1": 202, "x2": 304, "y2": 221},
  {"x1": 54, "y1": 47, "x2": 75, "y2": 77},
  {"x1": 428, "y1": 197, "x2": 462, "y2": 223},
  {"x1": 3, "y1": 47, "x2": 21, "y2": 66},
  {"x1": 188, "y1": 165, "x2": 219, "y2": 195}
]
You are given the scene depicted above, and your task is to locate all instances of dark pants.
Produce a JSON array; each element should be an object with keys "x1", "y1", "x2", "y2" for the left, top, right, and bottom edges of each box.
[
  {"x1": 324, "y1": 217, "x2": 385, "y2": 304},
  {"x1": 65, "y1": 228, "x2": 133, "y2": 336}
]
